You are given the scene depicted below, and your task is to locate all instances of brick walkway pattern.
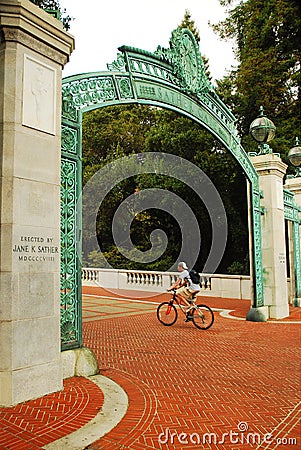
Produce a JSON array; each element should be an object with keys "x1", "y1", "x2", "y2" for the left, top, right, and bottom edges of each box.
[
  {"x1": 0, "y1": 290, "x2": 300, "y2": 450},
  {"x1": 83, "y1": 300, "x2": 300, "y2": 449},
  {"x1": 0, "y1": 377, "x2": 104, "y2": 450}
]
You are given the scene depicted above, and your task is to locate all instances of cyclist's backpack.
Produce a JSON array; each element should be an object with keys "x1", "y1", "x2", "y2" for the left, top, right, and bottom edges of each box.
[{"x1": 189, "y1": 269, "x2": 201, "y2": 285}]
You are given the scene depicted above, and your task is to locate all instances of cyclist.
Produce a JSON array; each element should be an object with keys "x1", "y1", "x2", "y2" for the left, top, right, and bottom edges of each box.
[{"x1": 167, "y1": 261, "x2": 200, "y2": 321}]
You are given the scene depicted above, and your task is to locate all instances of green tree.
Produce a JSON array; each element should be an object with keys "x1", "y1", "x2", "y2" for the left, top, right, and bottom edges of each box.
[
  {"x1": 214, "y1": 0, "x2": 301, "y2": 160},
  {"x1": 82, "y1": 105, "x2": 249, "y2": 274},
  {"x1": 82, "y1": 105, "x2": 157, "y2": 171}
]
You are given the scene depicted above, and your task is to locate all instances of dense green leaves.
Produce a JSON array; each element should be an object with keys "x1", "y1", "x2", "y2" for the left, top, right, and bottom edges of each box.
[
  {"x1": 214, "y1": 0, "x2": 300, "y2": 160},
  {"x1": 82, "y1": 105, "x2": 249, "y2": 274}
]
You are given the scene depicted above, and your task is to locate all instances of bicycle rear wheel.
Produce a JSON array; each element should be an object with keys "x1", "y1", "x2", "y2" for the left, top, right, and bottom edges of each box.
[
  {"x1": 191, "y1": 304, "x2": 214, "y2": 330},
  {"x1": 157, "y1": 302, "x2": 178, "y2": 326}
]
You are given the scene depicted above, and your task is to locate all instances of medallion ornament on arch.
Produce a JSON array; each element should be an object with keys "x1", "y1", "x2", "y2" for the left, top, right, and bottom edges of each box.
[{"x1": 156, "y1": 28, "x2": 212, "y2": 96}]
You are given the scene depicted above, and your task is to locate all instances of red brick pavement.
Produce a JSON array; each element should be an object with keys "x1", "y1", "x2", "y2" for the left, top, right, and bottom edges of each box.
[
  {"x1": 84, "y1": 310, "x2": 300, "y2": 449},
  {"x1": 0, "y1": 377, "x2": 104, "y2": 450},
  {"x1": 83, "y1": 285, "x2": 301, "y2": 321},
  {"x1": 0, "y1": 290, "x2": 300, "y2": 449}
]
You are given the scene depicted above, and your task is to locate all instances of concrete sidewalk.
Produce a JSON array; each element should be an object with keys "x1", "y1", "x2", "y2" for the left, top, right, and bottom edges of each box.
[{"x1": 0, "y1": 293, "x2": 300, "y2": 449}]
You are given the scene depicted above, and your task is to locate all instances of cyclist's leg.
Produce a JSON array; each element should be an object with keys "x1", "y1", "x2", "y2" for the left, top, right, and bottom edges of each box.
[
  {"x1": 175, "y1": 286, "x2": 191, "y2": 306},
  {"x1": 176, "y1": 287, "x2": 195, "y2": 321}
]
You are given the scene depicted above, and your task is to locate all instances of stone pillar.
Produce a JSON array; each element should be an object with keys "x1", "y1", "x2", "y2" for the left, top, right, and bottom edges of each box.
[
  {"x1": 284, "y1": 177, "x2": 301, "y2": 306},
  {"x1": 250, "y1": 154, "x2": 289, "y2": 319},
  {"x1": 251, "y1": 153, "x2": 289, "y2": 319},
  {"x1": 0, "y1": 0, "x2": 74, "y2": 406}
]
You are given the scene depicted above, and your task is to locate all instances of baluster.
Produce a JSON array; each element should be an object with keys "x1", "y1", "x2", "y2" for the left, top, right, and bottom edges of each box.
[
  {"x1": 207, "y1": 278, "x2": 211, "y2": 290},
  {"x1": 201, "y1": 277, "x2": 205, "y2": 290}
]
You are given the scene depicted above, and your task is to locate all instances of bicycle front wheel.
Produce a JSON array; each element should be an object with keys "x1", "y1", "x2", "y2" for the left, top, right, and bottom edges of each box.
[
  {"x1": 192, "y1": 304, "x2": 214, "y2": 330},
  {"x1": 157, "y1": 302, "x2": 178, "y2": 326}
]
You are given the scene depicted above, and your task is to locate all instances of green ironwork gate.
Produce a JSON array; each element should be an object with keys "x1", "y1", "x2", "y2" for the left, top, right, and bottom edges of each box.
[
  {"x1": 283, "y1": 189, "x2": 301, "y2": 305},
  {"x1": 60, "y1": 28, "x2": 265, "y2": 349}
]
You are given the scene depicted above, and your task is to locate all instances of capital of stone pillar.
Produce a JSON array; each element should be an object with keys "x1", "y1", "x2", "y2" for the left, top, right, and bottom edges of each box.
[
  {"x1": 0, "y1": 0, "x2": 74, "y2": 66},
  {"x1": 249, "y1": 153, "x2": 289, "y2": 319},
  {"x1": 250, "y1": 153, "x2": 288, "y2": 179},
  {"x1": 0, "y1": 0, "x2": 74, "y2": 406}
]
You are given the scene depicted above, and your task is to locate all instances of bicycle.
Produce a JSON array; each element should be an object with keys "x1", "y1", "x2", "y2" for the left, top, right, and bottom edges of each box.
[{"x1": 157, "y1": 289, "x2": 214, "y2": 330}]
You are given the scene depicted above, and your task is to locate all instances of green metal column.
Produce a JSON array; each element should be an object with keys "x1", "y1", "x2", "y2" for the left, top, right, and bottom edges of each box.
[
  {"x1": 292, "y1": 218, "x2": 301, "y2": 305},
  {"x1": 60, "y1": 104, "x2": 82, "y2": 350},
  {"x1": 250, "y1": 184, "x2": 264, "y2": 307},
  {"x1": 284, "y1": 188, "x2": 301, "y2": 306}
]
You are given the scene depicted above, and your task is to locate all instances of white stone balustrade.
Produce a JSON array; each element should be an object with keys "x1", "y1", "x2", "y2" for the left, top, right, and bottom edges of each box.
[{"x1": 82, "y1": 268, "x2": 252, "y2": 300}]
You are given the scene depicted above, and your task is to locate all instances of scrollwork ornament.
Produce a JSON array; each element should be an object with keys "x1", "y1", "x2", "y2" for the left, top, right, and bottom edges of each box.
[{"x1": 107, "y1": 53, "x2": 126, "y2": 72}]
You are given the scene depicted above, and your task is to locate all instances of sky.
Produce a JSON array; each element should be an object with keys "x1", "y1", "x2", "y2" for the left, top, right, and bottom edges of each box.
[{"x1": 60, "y1": 0, "x2": 236, "y2": 82}]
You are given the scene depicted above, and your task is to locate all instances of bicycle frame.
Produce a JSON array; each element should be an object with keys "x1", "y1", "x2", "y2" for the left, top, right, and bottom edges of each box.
[
  {"x1": 169, "y1": 290, "x2": 197, "y2": 316},
  {"x1": 157, "y1": 290, "x2": 214, "y2": 330}
]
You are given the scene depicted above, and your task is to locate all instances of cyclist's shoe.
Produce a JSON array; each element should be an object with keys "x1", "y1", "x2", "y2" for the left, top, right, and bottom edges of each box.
[{"x1": 184, "y1": 314, "x2": 193, "y2": 322}]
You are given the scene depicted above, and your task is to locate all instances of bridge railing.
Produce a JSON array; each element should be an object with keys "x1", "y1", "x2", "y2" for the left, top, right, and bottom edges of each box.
[{"x1": 82, "y1": 267, "x2": 251, "y2": 300}]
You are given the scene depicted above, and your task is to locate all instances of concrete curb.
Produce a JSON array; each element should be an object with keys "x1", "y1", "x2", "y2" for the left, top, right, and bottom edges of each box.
[{"x1": 43, "y1": 375, "x2": 128, "y2": 450}]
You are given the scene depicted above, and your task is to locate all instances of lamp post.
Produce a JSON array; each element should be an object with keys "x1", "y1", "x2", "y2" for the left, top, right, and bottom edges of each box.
[
  {"x1": 249, "y1": 106, "x2": 276, "y2": 155},
  {"x1": 287, "y1": 137, "x2": 301, "y2": 178}
]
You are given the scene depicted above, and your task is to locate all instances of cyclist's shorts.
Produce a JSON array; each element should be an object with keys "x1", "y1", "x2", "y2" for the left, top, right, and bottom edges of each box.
[{"x1": 176, "y1": 286, "x2": 198, "y2": 300}]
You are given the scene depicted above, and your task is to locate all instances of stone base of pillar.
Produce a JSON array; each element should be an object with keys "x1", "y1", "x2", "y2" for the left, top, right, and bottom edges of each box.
[
  {"x1": 246, "y1": 306, "x2": 269, "y2": 322},
  {"x1": 61, "y1": 348, "x2": 99, "y2": 379},
  {"x1": 269, "y1": 303, "x2": 289, "y2": 319}
]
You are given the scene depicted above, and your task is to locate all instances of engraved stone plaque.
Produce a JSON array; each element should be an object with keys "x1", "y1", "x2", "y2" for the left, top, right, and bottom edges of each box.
[{"x1": 22, "y1": 54, "x2": 56, "y2": 134}]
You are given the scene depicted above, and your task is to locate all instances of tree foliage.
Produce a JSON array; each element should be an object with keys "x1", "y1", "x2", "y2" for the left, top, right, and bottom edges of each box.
[
  {"x1": 81, "y1": 10, "x2": 251, "y2": 274},
  {"x1": 82, "y1": 105, "x2": 249, "y2": 274},
  {"x1": 82, "y1": 5, "x2": 300, "y2": 275},
  {"x1": 214, "y1": 0, "x2": 301, "y2": 160}
]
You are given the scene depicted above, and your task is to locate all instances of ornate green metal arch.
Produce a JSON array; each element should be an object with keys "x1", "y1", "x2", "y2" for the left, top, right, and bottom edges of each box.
[{"x1": 61, "y1": 28, "x2": 264, "y2": 349}]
